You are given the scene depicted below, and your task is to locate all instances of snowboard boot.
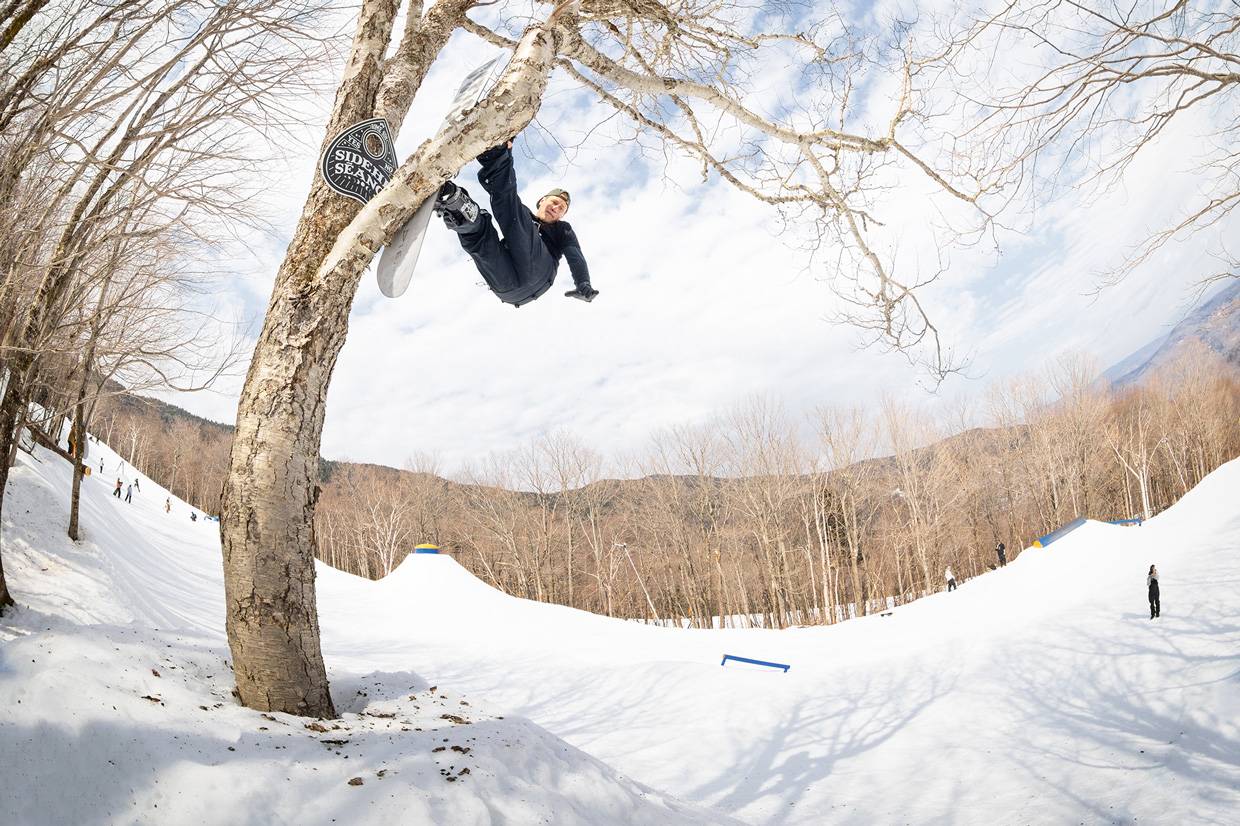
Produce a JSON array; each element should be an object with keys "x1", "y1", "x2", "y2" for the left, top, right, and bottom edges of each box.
[{"x1": 434, "y1": 181, "x2": 481, "y2": 231}]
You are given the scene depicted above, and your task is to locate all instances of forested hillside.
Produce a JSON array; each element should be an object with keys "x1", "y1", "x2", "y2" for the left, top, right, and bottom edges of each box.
[{"x1": 90, "y1": 344, "x2": 1240, "y2": 629}]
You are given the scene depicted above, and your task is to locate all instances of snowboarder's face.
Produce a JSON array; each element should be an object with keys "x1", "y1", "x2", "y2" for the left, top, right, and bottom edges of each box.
[{"x1": 536, "y1": 195, "x2": 568, "y2": 223}]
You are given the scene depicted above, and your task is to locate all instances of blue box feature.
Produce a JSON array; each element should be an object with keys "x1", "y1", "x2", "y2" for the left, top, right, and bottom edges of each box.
[
  {"x1": 1032, "y1": 516, "x2": 1087, "y2": 548},
  {"x1": 721, "y1": 654, "x2": 790, "y2": 673}
]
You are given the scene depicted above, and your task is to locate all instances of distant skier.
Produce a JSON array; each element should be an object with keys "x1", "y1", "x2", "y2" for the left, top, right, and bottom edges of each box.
[
  {"x1": 435, "y1": 140, "x2": 597, "y2": 308},
  {"x1": 945, "y1": 566, "x2": 957, "y2": 592},
  {"x1": 164, "y1": 497, "x2": 171, "y2": 514},
  {"x1": 1147, "y1": 564, "x2": 1160, "y2": 619},
  {"x1": 124, "y1": 483, "x2": 133, "y2": 503},
  {"x1": 113, "y1": 478, "x2": 122, "y2": 498},
  {"x1": 995, "y1": 542, "x2": 1007, "y2": 567}
]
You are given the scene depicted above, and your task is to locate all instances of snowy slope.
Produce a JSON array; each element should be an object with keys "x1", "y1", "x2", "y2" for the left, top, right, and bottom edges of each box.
[
  {"x1": 2, "y1": 435, "x2": 1239, "y2": 825},
  {"x1": 0, "y1": 440, "x2": 725, "y2": 826}
]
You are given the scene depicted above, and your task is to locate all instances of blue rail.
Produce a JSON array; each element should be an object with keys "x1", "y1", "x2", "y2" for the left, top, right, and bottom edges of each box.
[
  {"x1": 1106, "y1": 517, "x2": 1143, "y2": 526},
  {"x1": 1032, "y1": 516, "x2": 1087, "y2": 548},
  {"x1": 721, "y1": 654, "x2": 790, "y2": 673}
]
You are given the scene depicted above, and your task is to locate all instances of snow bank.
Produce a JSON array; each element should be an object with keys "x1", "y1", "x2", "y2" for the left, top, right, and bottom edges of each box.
[
  {"x1": 0, "y1": 438, "x2": 725, "y2": 826},
  {"x1": 3, "y1": 433, "x2": 1239, "y2": 825}
]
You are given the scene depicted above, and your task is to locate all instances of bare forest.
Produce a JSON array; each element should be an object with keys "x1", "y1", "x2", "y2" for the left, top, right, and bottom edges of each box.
[
  {"x1": 93, "y1": 344, "x2": 1240, "y2": 630},
  {"x1": 5, "y1": 0, "x2": 1237, "y2": 715}
]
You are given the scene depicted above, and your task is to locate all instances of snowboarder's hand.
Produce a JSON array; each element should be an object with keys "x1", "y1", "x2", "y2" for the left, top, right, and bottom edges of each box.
[{"x1": 565, "y1": 283, "x2": 598, "y2": 302}]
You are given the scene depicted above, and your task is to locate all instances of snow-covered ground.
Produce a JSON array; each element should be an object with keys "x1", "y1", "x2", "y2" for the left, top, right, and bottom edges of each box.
[{"x1": 2, "y1": 436, "x2": 1238, "y2": 825}]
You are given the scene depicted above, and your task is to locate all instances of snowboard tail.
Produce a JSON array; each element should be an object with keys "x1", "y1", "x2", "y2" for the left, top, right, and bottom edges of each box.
[{"x1": 376, "y1": 58, "x2": 503, "y2": 299}]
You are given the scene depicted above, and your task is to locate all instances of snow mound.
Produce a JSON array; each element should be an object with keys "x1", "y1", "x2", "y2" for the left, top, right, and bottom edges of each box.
[
  {"x1": 0, "y1": 439, "x2": 728, "y2": 826},
  {"x1": 379, "y1": 551, "x2": 511, "y2": 606}
]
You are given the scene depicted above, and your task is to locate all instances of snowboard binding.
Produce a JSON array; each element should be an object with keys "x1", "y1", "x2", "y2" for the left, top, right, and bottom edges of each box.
[{"x1": 434, "y1": 181, "x2": 481, "y2": 231}]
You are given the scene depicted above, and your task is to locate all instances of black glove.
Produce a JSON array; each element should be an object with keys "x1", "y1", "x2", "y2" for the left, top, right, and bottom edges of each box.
[{"x1": 565, "y1": 283, "x2": 599, "y2": 302}]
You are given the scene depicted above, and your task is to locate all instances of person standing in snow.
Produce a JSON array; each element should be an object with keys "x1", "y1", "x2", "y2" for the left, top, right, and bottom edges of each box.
[
  {"x1": 945, "y1": 566, "x2": 957, "y2": 592},
  {"x1": 995, "y1": 542, "x2": 1007, "y2": 567},
  {"x1": 164, "y1": 497, "x2": 171, "y2": 514},
  {"x1": 435, "y1": 140, "x2": 597, "y2": 308},
  {"x1": 113, "y1": 478, "x2": 122, "y2": 498},
  {"x1": 124, "y1": 483, "x2": 133, "y2": 503},
  {"x1": 133, "y1": 477, "x2": 140, "y2": 492},
  {"x1": 1147, "y1": 564, "x2": 1160, "y2": 619}
]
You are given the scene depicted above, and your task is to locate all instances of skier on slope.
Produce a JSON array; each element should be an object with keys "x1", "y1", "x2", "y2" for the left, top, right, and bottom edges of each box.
[{"x1": 434, "y1": 140, "x2": 598, "y2": 308}]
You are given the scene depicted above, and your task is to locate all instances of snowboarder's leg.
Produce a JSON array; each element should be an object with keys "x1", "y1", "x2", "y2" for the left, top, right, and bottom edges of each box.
[
  {"x1": 455, "y1": 211, "x2": 522, "y2": 295},
  {"x1": 476, "y1": 144, "x2": 557, "y2": 287},
  {"x1": 437, "y1": 183, "x2": 521, "y2": 294}
]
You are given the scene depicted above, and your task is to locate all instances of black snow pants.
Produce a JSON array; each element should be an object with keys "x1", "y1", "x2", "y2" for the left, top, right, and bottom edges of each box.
[
  {"x1": 1149, "y1": 582, "x2": 1160, "y2": 618},
  {"x1": 454, "y1": 146, "x2": 556, "y2": 307}
]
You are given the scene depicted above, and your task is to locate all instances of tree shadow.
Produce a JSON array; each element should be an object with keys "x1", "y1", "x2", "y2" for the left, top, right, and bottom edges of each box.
[
  {"x1": 330, "y1": 669, "x2": 432, "y2": 714},
  {"x1": 0, "y1": 716, "x2": 237, "y2": 826},
  {"x1": 992, "y1": 608, "x2": 1240, "y2": 823},
  {"x1": 421, "y1": 650, "x2": 957, "y2": 824},
  {"x1": 683, "y1": 667, "x2": 957, "y2": 824}
]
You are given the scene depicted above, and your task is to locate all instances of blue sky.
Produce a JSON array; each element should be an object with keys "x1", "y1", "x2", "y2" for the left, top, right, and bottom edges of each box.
[{"x1": 164, "y1": 1, "x2": 1239, "y2": 475}]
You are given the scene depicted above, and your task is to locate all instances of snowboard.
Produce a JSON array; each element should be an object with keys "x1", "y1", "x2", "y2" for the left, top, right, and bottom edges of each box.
[{"x1": 377, "y1": 57, "x2": 503, "y2": 299}]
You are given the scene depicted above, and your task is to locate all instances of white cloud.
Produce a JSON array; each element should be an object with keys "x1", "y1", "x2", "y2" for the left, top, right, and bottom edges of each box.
[{"x1": 159, "y1": 2, "x2": 1237, "y2": 474}]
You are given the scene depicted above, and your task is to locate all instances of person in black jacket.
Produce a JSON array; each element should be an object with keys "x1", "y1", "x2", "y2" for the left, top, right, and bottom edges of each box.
[
  {"x1": 995, "y1": 541, "x2": 1007, "y2": 567},
  {"x1": 436, "y1": 141, "x2": 597, "y2": 308},
  {"x1": 1147, "y1": 564, "x2": 1160, "y2": 619}
]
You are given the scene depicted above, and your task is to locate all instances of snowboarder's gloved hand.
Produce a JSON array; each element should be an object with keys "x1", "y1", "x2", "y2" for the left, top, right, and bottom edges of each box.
[{"x1": 565, "y1": 283, "x2": 598, "y2": 302}]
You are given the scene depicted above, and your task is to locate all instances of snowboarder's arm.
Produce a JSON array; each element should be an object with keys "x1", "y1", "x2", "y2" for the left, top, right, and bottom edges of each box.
[{"x1": 562, "y1": 226, "x2": 591, "y2": 287}]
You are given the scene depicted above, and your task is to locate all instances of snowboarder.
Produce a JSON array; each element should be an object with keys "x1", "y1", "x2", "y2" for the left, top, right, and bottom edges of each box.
[
  {"x1": 435, "y1": 140, "x2": 597, "y2": 308},
  {"x1": 164, "y1": 497, "x2": 171, "y2": 514},
  {"x1": 113, "y1": 478, "x2": 122, "y2": 498},
  {"x1": 133, "y1": 477, "x2": 140, "y2": 492},
  {"x1": 124, "y1": 483, "x2": 133, "y2": 503},
  {"x1": 945, "y1": 566, "x2": 957, "y2": 592},
  {"x1": 1147, "y1": 564, "x2": 1160, "y2": 619},
  {"x1": 995, "y1": 541, "x2": 1007, "y2": 567}
]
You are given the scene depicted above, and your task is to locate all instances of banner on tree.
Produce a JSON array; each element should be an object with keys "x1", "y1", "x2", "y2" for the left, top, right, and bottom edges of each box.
[{"x1": 320, "y1": 118, "x2": 398, "y2": 204}]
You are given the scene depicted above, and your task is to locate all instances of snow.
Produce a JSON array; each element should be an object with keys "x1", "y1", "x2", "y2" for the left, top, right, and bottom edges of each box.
[{"x1": 3, "y1": 435, "x2": 1239, "y2": 825}]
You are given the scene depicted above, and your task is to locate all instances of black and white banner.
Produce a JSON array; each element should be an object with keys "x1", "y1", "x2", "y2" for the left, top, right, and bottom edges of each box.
[{"x1": 320, "y1": 118, "x2": 398, "y2": 204}]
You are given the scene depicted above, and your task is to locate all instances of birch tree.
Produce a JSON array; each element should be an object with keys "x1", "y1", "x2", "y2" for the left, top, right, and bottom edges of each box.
[{"x1": 219, "y1": 0, "x2": 1010, "y2": 714}]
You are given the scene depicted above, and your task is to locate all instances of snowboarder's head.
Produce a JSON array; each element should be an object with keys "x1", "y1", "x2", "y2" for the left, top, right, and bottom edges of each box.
[{"x1": 536, "y1": 188, "x2": 570, "y2": 223}]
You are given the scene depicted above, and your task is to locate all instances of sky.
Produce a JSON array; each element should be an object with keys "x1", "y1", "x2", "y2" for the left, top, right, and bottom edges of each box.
[{"x1": 162, "y1": 1, "x2": 1240, "y2": 475}]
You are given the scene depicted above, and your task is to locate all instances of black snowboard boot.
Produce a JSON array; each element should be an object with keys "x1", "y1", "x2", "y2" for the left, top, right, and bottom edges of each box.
[{"x1": 434, "y1": 181, "x2": 480, "y2": 231}]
